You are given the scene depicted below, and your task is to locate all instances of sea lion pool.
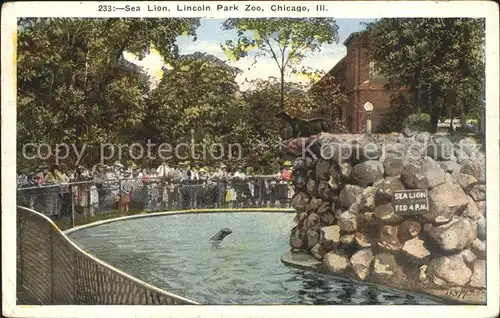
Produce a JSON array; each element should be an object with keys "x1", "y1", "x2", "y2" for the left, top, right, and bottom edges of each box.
[{"x1": 68, "y1": 211, "x2": 443, "y2": 305}]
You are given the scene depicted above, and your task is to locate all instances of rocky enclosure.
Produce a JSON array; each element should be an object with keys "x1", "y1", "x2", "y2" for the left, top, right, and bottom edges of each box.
[{"x1": 284, "y1": 132, "x2": 486, "y2": 301}]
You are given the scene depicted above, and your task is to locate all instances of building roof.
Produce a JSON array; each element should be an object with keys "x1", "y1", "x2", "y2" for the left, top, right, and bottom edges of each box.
[
  {"x1": 343, "y1": 32, "x2": 361, "y2": 46},
  {"x1": 327, "y1": 56, "x2": 346, "y2": 77}
]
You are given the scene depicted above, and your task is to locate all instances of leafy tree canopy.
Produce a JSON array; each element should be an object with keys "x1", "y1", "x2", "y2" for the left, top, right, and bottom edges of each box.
[
  {"x1": 365, "y1": 18, "x2": 485, "y2": 132},
  {"x1": 221, "y1": 18, "x2": 339, "y2": 110}
]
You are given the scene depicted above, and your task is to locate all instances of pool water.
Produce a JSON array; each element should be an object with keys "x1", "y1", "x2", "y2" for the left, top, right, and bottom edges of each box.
[{"x1": 68, "y1": 212, "x2": 443, "y2": 305}]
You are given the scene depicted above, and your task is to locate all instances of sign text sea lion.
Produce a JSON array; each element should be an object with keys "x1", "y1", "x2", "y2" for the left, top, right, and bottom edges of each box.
[{"x1": 392, "y1": 189, "x2": 429, "y2": 215}]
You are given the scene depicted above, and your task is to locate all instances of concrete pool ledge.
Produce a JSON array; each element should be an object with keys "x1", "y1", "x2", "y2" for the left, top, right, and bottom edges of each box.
[
  {"x1": 281, "y1": 250, "x2": 486, "y2": 305},
  {"x1": 63, "y1": 207, "x2": 295, "y2": 235}
]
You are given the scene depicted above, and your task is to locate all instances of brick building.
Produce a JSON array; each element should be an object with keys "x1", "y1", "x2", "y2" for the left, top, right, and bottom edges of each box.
[{"x1": 322, "y1": 32, "x2": 404, "y2": 133}]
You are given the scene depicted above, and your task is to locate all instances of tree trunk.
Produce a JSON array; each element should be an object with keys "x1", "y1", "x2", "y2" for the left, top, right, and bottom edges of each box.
[
  {"x1": 430, "y1": 83, "x2": 439, "y2": 133},
  {"x1": 280, "y1": 69, "x2": 285, "y2": 111}
]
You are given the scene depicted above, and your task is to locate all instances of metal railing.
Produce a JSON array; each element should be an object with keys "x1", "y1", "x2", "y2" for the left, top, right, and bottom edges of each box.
[
  {"x1": 17, "y1": 176, "x2": 293, "y2": 228},
  {"x1": 16, "y1": 206, "x2": 199, "y2": 305}
]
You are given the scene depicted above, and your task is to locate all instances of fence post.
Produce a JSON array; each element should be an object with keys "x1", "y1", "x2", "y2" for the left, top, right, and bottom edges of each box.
[
  {"x1": 118, "y1": 179, "x2": 122, "y2": 212},
  {"x1": 70, "y1": 185, "x2": 75, "y2": 228},
  {"x1": 161, "y1": 178, "x2": 165, "y2": 211},
  {"x1": 50, "y1": 227, "x2": 55, "y2": 303}
]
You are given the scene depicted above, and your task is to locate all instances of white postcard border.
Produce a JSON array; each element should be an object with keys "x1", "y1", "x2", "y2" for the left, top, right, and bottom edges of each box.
[{"x1": 2, "y1": 1, "x2": 499, "y2": 318}]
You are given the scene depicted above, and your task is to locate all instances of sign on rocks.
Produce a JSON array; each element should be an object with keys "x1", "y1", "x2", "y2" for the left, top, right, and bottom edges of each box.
[{"x1": 392, "y1": 189, "x2": 429, "y2": 215}]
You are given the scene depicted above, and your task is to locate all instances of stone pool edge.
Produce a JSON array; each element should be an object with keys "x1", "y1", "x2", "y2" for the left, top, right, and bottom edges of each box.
[
  {"x1": 63, "y1": 208, "x2": 295, "y2": 235},
  {"x1": 281, "y1": 250, "x2": 486, "y2": 305}
]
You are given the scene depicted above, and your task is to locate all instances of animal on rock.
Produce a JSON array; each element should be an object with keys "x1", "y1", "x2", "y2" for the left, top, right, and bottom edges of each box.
[{"x1": 276, "y1": 111, "x2": 331, "y2": 138}]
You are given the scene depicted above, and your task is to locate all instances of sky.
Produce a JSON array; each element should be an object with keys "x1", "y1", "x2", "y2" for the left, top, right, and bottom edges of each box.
[{"x1": 123, "y1": 18, "x2": 375, "y2": 90}]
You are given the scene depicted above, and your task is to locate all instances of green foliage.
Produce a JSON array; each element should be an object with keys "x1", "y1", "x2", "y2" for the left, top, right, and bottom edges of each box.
[
  {"x1": 403, "y1": 113, "x2": 432, "y2": 131},
  {"x1": 17, "y1": 18, "x2": 200, "y2": 169},
  {"x1": 377, "y1": 94, "x2": 413, "y2": 133},
  {"x1": 17, "y1": 18, "x2": 342, "y2": 173},
  {"x1": 221, "y1": 18, "x2": 339, "y2": 109},
  {"x1": 365, "y1": 18, "x2": 485, "y2": 132}
]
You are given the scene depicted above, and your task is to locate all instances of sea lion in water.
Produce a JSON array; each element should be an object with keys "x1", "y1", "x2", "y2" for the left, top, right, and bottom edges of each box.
[{"x1": 210, "y1": 228, "x2": 232, "y2": 242}]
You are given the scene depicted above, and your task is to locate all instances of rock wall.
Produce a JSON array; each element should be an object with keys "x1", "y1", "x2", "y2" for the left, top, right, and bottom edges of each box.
[{"x1": 284, "y1": 132, "x2": 486, "y2": 300}]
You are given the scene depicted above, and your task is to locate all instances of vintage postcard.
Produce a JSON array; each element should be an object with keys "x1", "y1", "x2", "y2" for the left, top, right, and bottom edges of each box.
[{"x1": 2, "y1": 1, "x2": 499, "y2": 318}]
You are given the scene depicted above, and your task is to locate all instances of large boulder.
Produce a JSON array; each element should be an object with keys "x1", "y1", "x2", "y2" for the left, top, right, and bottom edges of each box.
[
  {"x1": 371, "y1": 253, "x2": 407, "y2": 285},
  {"x1": 290, "y1": 226, "x2": 307, "y2": 249},
  {"x1": 338, "y1": 211, "x2": 358, "y2": 233},
  {"x1": 460, "y1": 248, "x2": 477, "y2": 266},
  {"x1": 427, "y1": 254, "x2": 472, "y2": 286},
  {"x1": 311, "y1": 243, "x2": 326, "y2": 261},
  {"x1": 320, "y1": 141, "x2": 352, "y2": 163},
  {"x1": 315, "y1": 158, "x2": 331, "y2": 180},
  {"x1": 422, "y1": 182, "x2": 469, "y2": 224},
  {"x1": 468, "y1": 260, "x2": 486, "y2": 289},
  {"x1": 462, "y1": 196, "x2": 482, "y2": 221},
  {"x1": 439, "y1": 160, "x2": 460, "y2": 173},
  {"x1": 319, "y1": 225, "x2": 341, "y2": 250},
  {"x1": 294, "y1": 212, "x2": 308, "y2": 227},
  {"x1": 305, "y1": 213, "x2": 322, "y2": 231},
  {"x1": 306, "y1": 229, "x2": 320, "y2": 249},
  {"x1": 354, "y1": 232, "x2": 372, "y2": 248},
  {"x1": 460, "y1": 158, "x2": 486, "y2": 184},
  {"x1": 377, "y1": 225, "x2": 402, "y2": 251},
  {"x1": 338, "y1": 162, "x2": 353, "y2": 181},
  {"x1": 373, "y1": 203, "x2": 402, "y2": 225},
  {"x1": 322, "y1": 250, "x2": 349, "y2": 273},
  {"x1": 469, "y1": 184, "x2": 486, "y2": 201},
  {"x1": 317, "y1": 201, "x2": 333, "y2": 215},
  {"x1": 475, "y1": 201, "x2": 486, "y2": 217},
  {"x1": 453, "y1": 172, "x2": 478, "y2": 193},
  {"x1": 306, "y1": 178, "x2": 318, "y2": 197},
  {"x1": 306, "y1": 197, "x2": 323, "y2": 213},
  {"x1": 397, "y1": 220, "x2": 422, "y2": 242},
  {"x1": 374, "y1": 177, "x2": 406, "y2": 205},
  {"x1": 317, "y1": 181, "x2": 335, "y2": 202},
  {"x1": 320, "y1": 212, "x2": 336, "y2": 226},
  {"x1": 427, "y1": 216, "x2": 477, "y2": 253},
  {"x1": 426, "y1": 136, "x2": 454, "y2": 160},
  {"x1": 339, "y1": 184, "x2": 363, "y2": 208},
  {"x1": 457, "y1": 137, "x2": 481, "y2": 158},
  {"x1": 292, "y1": 171, "x2": 308, "y2": 190},
  {"x1": 401, "y1": 157, "x2": 446, "y2": 189},
  {"x1": 383, "y1": 157, "x2": 404, "y2": 177},
  {"x1": 415, "y1": 132, "x2": 431, "y2": 143},
  {"x1": 357, "y1": 186, "x2": 377, "y2": 213},
  {"x1": 340, "y1": 234, "x2": 355, "y2": 247},
  {"x1": 405, "y1": 141, "x2": 427, "y2": 160},
  {"x1": 351, "y1": 160, "x2": 384, "y2": 186},
  {"x1": 292, "y1": 157, "x2": 307, "y2": 171},
  {"x1": 350, "y1": 248, "x2": 374, "y2": 280},
  {"x1": 291, "y1": 192, "x2": 310, "y2": 212},
  {"x1": 476, "y1": 216, "x2": 486, "y2": 241},
  {"x1": 402, "y1": 237, "x2": 431, "y2": 265},
  {"x1": 471, "y1": 238, "x2": 486, "y2": 259}
]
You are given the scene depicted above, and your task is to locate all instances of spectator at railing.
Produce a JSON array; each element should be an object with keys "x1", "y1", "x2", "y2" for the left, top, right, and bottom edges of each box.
[
  {"x1": 280, "y1": 161, "x2": 292, "y2": 182},
  {"x1": 156, "y1": 161, "x2": 172, "y2": 178},
  {"x1": 119, "y1": 172, "x2": 134, "y2": 215},
  {"x1": 232, "y1": 165, "x2": 246, "y2": 179},
  {"x1": 45, "y1": 164, "x2": 69, "y2": 184},
  {"x1": 190, "y1": 164, "x2": 200, "y2": 181}
]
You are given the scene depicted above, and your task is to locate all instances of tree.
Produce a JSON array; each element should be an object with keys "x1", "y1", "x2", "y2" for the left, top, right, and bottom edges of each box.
[
  {"x1": 17, "y1": 18, "x2": 200, "y2": 168},
  {"x1": 221, "y1": 18, "x2": 339, "y2": 111},
  {"x1": 364, "y1": 18, "x2": 485, "y2": 132},
  {"x1": 306, "y1": 71, "x2": 348, "y2": 131},
  {"x1": 145, "y1": 53, "x2": 243, "y2": 166}
]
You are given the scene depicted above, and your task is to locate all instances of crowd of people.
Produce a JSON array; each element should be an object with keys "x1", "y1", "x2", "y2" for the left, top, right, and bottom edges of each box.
[{"x1": 17, "y1": 160, "x2": 294, "y2": 217}]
